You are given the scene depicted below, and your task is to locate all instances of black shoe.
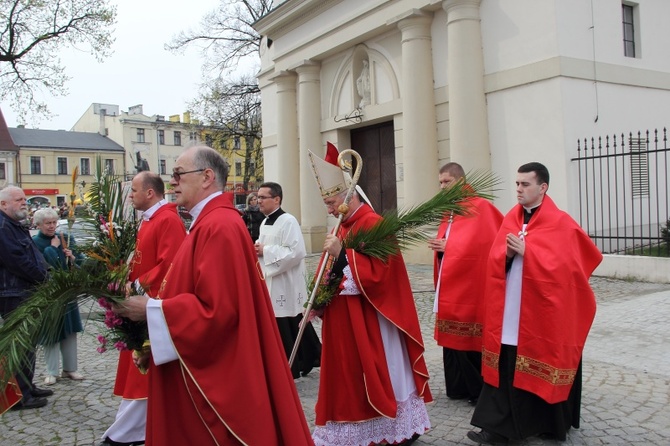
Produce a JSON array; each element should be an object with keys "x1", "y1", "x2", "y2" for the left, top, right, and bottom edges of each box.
[
  {"x1": 31, "y1": 386, "x2": 54, "y2": 397},
  {"x1": 467, "y1": 429, "x2": 509, "y2": 445},
  {"x1": 99, "y1": 439, "x2": 145, "y2": 446},
  {"x1": 397, "y1": 433, "x2": 421, "y2": 445},
  {"x1": 468, "y1": 397, "x2": 478, "y2": 406},
  {"x1": 11, "y1": 396, "x2": 48, "y2": 410},
  {"x1": 447, "y1": 393, "x2": 469, "y2": 400}
]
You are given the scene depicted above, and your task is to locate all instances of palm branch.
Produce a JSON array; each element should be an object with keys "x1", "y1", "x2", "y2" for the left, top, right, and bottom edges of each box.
[
  {"x1": 0, "y1": 263, "x2": 121, "y2": 407},
  {"x1": 1, "y1": 158, "x2": 138, "y2": 410},
  {"x1": 344, "y1": 170, "x2": 500, "y2": 260}
]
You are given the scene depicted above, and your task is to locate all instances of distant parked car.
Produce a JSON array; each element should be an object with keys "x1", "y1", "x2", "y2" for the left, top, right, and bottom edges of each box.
[{"x1": 56, "y1": 219, "x2": 97, "y2": 245}]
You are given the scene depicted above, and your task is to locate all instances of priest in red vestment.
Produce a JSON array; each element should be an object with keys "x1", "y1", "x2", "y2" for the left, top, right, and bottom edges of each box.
[
  {"x1": 468, "y1": 162, "x2": 603, "y2": 445},
  {"x1": 308, "y1": 145, "x2": 432, "y2": 446},
  {"x1": 102, "y1": 171, "x2": 186, "y2": 446},
  {"x1": 116, "y1": 146, "x2": 313, "y2": 446},
  {"x1": 429, "y1": 162, "x2": 503, "y2": 405}
]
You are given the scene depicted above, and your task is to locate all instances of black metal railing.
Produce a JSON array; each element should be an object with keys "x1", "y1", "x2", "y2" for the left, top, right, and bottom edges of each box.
[{"x1": 572, "y1": 128, "x2": 670, "y2": 255}]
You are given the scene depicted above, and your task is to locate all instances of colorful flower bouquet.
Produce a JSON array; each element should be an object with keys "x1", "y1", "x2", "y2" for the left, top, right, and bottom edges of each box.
[{"x1": 0, "y1": 157, "x2": 147, "y2": 408}]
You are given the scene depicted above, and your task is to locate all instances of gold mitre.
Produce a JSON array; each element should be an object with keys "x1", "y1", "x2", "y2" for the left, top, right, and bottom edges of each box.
[{"x1": 308, "y1": 145, "x2": 348, "y2": 199}]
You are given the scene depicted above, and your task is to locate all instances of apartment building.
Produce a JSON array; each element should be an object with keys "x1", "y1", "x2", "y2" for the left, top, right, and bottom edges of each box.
[{"x1": 7, "y1": 127, "x2": 125, "y2": 207}]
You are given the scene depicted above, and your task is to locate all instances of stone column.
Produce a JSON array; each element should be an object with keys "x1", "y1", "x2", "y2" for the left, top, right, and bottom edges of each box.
[
  {"x1": 272, "y1": 71, "x2": 300, "y2": 218},
  {"x1": 397, "y1": 11, "x2": 439, "y2": 205},
  {"x1": 295, "y1": 61, "x2": 327, "y2": 253},
  {"x1": 397, "y1": 11, "x2": 439, "y2": 264},
  {"x1": 443, "y1": 0, "x2": 491, "y2": 171}
]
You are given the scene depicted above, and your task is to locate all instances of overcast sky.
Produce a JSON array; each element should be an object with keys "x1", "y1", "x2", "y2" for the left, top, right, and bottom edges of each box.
[{"x1": 1, "y1": 0, "x2": 223, "y2": 130}]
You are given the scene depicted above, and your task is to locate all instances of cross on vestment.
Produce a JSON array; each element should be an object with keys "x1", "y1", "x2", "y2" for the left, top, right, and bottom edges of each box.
[
  {"x1": 298, "y1": 293, "x2": 303, "y2": 304},
  {"x1": 276, "y1": 294, "x2": 287, "y2": 307}
]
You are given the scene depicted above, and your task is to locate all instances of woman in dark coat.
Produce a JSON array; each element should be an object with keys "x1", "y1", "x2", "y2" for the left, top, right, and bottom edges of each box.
[{"x1": 242, "y1": 192, "x2": 265, "y2": 242}]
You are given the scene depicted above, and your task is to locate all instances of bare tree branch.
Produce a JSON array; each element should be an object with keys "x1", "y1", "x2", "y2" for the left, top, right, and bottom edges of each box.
[
  {"x1": 0, "y1": 0, "x2": 116, "y2": 122},
  {"x1": 190, "y1": 75, "x2": 263, "y2": 191},
  {"x1": 166, "y1": 0, "x2": 272, "y2": 76}
]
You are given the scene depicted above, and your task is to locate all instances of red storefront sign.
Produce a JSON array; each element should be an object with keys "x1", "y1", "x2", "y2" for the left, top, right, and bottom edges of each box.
[{"x1": 23, "y1": 189, "x2": 59, "y2": 195}]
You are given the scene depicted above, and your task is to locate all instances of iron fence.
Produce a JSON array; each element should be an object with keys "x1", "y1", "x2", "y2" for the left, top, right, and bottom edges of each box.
[{"x1": 572, "y1": 128, "x2": 670, "y2": 255}]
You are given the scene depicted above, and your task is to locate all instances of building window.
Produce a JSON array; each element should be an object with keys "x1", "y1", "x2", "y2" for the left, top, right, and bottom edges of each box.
[
  {"x1": 160, "y1": 160, "x2": 167, "y2": 175},
  {"x1": 622, "y1": 4, "x2": 636, "y2": 58},
  {"x1": 57, "y1": 157, "x2": 68, "y2": 175},
  {"x1": 80, "y1": 158, "x2": 91, "y2": 175},
  {"x1": 235, "y1": 161, "x2": 242, "y2": 177},
  {"x1": 205, "y1": 134, "x2": 213, "y2": 147},
  {"x1": 105, "y1": 159, "x2": 114, "y2": 174},
  {"x1": 189, "y1": 131, "x2": 197, "y2": 141},
  {"x1": 137, "y1": 128, "x2": 145, "y2": 143},
  {"x1": 174, "y1": 131, "x2": 181, "y2": 146},
  {"x1": 30, "y1": 156, "x2": 41, "y2": 174},
  {"x1": 0, "y1": 162, "x2": 5, "y2": 180},
  {"x1": 234, "y1": 136, "x2": 241, "y2": 150},
  {"x1": 158, "y1": 129, "x2": 165, "y2": 145}
]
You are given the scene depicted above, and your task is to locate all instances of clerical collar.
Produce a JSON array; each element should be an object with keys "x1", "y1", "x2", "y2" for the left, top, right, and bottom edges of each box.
[
  {"x1": 264, "y1": 207, "x2": 285, "y2": 226},
  {"x1": 189, "y1": 191, "x2": 223, "y2": 230},
  {"x1": 522, "y1": 202, "x2": 541, "y2": 224},
  {"x1": 141, "y1": 199, "x2": 167, "y2": 221}
]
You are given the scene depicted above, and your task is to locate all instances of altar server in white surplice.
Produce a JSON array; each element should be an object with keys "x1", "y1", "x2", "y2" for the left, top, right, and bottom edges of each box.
[{"x1": 254, "y1": 182, "x2": 321, "y2": 379}]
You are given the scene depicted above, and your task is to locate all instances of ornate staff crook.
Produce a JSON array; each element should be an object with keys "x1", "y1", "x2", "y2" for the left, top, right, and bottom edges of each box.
[{"x1": 289, "y1": 149, "x2": 363, "y2": 367}]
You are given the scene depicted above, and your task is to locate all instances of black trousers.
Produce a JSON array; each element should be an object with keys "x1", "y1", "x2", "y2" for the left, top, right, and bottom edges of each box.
[
  {"x1": 470, "y1": 344, "x2": 582, "y2": 441},
  {"x1": 1, "y1": 296, "x2": 37, "y2": 399},
  {"x1": 276, "y1": 314, "x2": 322, "y2": 379},
  {"x1": 443, "y1": 347, "x2": 483, "y2": 400}
]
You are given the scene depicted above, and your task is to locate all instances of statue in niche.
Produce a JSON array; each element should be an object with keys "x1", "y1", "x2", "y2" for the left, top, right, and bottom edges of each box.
[{"x1": 356, "y1": 59, "x2": 371, "y2": 108}]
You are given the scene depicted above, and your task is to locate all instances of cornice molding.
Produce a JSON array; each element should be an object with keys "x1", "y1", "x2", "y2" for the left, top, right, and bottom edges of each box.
[{"x1": 254, "y1": 0, "x2": 344, "y2": 39}]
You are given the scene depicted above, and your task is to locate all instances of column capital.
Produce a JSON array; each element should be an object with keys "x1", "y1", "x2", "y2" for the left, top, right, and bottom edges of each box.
[
  {"x1": 442, "y1": 0, "x2": 482, "y2": 23},
  {"x1": 271, "y1": 70, "x2": 297, "y2": 91},
  {"x1": 291, "y1": 59, "x2": 321, "y2": 73},
  {"x1": 394, "y1": 10, "x2": 433, "y2": 42}
]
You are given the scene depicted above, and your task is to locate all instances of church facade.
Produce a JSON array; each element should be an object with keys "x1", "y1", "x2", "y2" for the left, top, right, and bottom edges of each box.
[{"x1": 255, "y1": 0, "x2": 670, "y2": 258}]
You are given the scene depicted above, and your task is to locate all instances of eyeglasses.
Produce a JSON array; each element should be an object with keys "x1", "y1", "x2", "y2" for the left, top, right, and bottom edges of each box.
[
  {"x1": 171, "y1": 169, "x2": 204, "y2": 182},
  {"x1": 256, "y1": 195, "x2": 275, "y2": 200}
]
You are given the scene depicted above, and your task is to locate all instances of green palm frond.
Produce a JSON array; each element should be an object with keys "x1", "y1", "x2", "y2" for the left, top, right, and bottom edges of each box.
[
  {"x1": 1, "y1": 158, "x2": 138, "y2": 410},
  {"x1": 0, "y1": 263, "x2": 120, "y2": 407},
  {"x1": 344, "y1": 170, "x2": 500, "y2": 260}
]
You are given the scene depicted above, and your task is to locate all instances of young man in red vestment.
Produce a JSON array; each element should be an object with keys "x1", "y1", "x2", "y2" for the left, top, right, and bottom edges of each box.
[
  {"x1": 428, "y1": 163, "x2": 503, "y2": 405},
  {"x1": 116, "y1": 146, "x2": 313, "y2": 446},
  {"x1": 308, "y1": 146, "x2": 432, "y2": 446},
  {"x1": 101, "y1": 171, "x2": 186, "y2": 446},
  {"x1": 467, "y1": 162, "x2": 603, "y2": 445}
]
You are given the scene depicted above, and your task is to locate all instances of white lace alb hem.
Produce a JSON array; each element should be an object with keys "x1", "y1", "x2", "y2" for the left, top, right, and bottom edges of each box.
[{"x1": 312, "y1": 392, "x2": 430, "y2": 446}]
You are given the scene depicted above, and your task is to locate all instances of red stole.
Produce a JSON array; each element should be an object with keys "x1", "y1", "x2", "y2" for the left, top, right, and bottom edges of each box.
[
  {"x1": 433, "y1": 197, "x2": 503, "y2": 351},
  {"x1": 481, "y1": 195, "x2": 602, "y2": 403}
]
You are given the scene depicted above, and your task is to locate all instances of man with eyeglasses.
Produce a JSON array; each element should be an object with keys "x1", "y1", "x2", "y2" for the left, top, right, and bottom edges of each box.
[
  {"x1": 115, "y1": 146, "x2": 313, "y2": 445},
  {"x1": 254, "y1": 182, "x2": 321, "y2": 380}
]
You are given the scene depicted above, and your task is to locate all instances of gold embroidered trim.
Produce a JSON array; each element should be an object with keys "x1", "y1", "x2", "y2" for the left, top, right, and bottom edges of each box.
[
  {"x1": 435, "y1": 319, "x2": 482, "y2": 338},
  {"x1": 515, "y1": 355, "x2": 577, "y2": 386},
  {"x1": 482, "y1": 348, "x2": 499, "y2": 370}
]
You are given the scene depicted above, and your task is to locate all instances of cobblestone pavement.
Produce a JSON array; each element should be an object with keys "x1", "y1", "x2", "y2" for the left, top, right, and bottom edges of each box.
[{"x1": 1, "y1": 258, "x2": 669, "y2": 445}]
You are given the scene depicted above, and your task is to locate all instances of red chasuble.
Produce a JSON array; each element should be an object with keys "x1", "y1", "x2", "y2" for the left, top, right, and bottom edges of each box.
[
  {"x1": 433, "y1": 197, "x2": 503, "y2": 351},
  {"x1": 147, "y1": 195, "x2": 313, "y2": 446},
  {"x1": 315, "y1": 204, "x2": 432, "y2": 425},
  {"x1": 481, "y1": 195, "x2": 602, "y2": 404},
  {"x1": 113, "y1": 203, "x2": 186, "y2": 400}
]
